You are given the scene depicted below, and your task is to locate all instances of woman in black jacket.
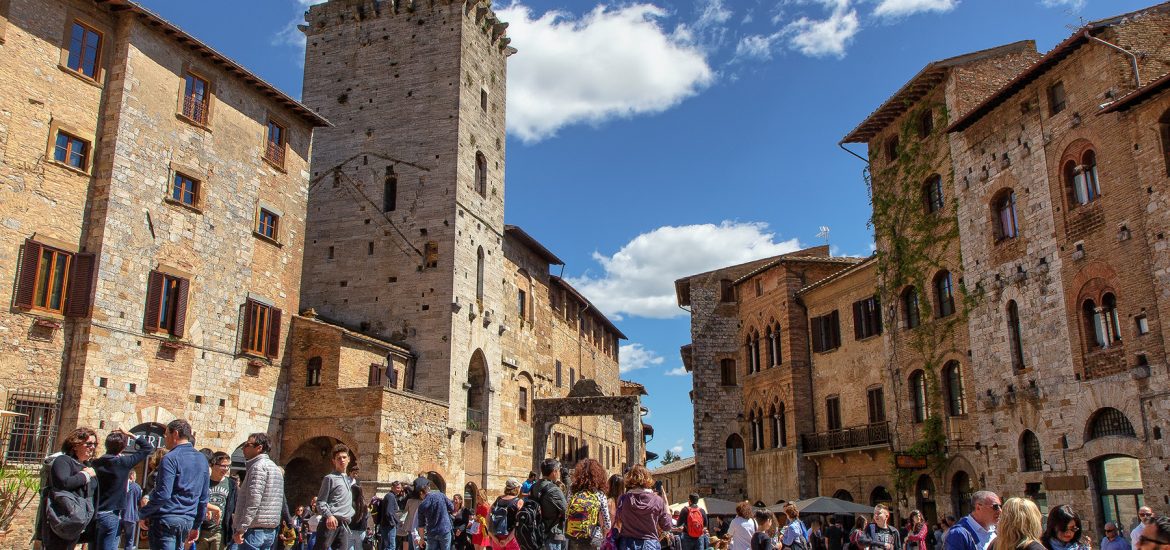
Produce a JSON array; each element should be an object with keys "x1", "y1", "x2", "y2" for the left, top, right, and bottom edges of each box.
[{"x1": 39, "y1": 427, "x2": 99, "y2": 549}]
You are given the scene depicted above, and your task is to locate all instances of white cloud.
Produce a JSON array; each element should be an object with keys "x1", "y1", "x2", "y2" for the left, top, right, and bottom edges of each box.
[
  {"x1": 620, "y1": 343, "x2": 665, "y2": 373},
  {"x1": 499, "y1": 3, "x2": 715, "y2": 143},
  {"x1": 873, "y1": 0, "x2": 957, "y2": 18},
  {"x1": 569, "y1": 221, "x2": 803, "y2": 319},
  {"x1": 735, "y1": 32, "x2": 785, "y2": 60},
  {"x1": 670, "y1": 445, "x2": 684, "y2": 454},
  {"x1": 785, "y1": 0, "x2": 860, "y2": 58},
  {"x1": 1039, "y1": 0, "x2": 1084, "y2": 8},
  {"x1": 665, "y1": 367, "x2": 690, "y2": 376},
  {"x1": 695, "y1": 0, "x2": 733, "y2": 28}
]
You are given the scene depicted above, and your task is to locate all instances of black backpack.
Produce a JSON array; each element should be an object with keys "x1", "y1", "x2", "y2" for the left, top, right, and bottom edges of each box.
[
  {"x1": 491, "y1": 498, "x2": 513, "y2": 537},
  {"x1": 515, "y1": 482, "x2": 547, "y2": 550}
]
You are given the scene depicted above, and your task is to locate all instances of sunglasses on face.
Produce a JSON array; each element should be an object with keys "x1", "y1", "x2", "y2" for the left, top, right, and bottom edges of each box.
[
  {"x1": 1060, "y1": 525, "x2": 1079, "y2": 534},
  {"x1": 987, "y1": 504, "x2": 1002, "y2": 511},
  {"x1": 1106, "y1": 530, "x2": 1117, "y2": 533},
  {"x1": 243, "y1": 441, "x2": 260, "y2": 448}
]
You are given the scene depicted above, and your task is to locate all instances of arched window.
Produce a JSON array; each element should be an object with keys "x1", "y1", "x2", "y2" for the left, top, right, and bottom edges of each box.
[
  {"x1": 1007, "y1": 301, "x2": 1026, "y2": 371},
  {"x1": 924, "y1": 175, "x2": 945, "y2": 214},
  {"x1": 764, "y1": 327, "x2": 774, "y2": 368},
  {"x1": 769, "y1": 405, "x2": 779, "y2": 448},
  {"x1": 910, "y1": 370, "x2": 928, "y2": 423},
  {"x1": 755, "y1": 409, "x2": 765, "y2": 451},
  {"x1": 725, "y1": 434, "x2": 745, "y2": 470},
  {"x1": 1088, "y1": 408, "x2": 1136, "y2": 440},
  {"x1": 934, "y1": 271, "x2": 955, "y2": 318},
  {"x1": 994, "y1": 190, "x2": 1018, "y2": 240},
  {"x1": 1021, "y1": 430, "x2": 1042, "y2": 472},
  {"x1": 746, "y1": 332, "x2": 760, "y2": 374},
  {"x1": 383, "y1": 165, "x2": 397, "y2": 212},
  {"x1": 1066, "y1": 150, "x2": 1101, "y2": 206},
  {"x1": 777, "y1": 403, "x2": 788, "y2": 448},
  {"x1": 306, "y1": 356, "x2": 322, "y2": 387},
  {"x1": 1159, "y1": 109, "x2": 1170, "y2": 177},
  {"x1": 943, "y1": 361, "x2": 966, "y2": 416},
  {"x1": 1103, "y1": 293, "x2": 1122, "y2": 345},
  {"x1": 720, "y1": 359, "x2": 737, "y2": 386},
  {"x1": 474, "y1": 151, "x2": 488, "y2": 197},
  {"x1": 476, "y1": 247, "x2": 485, "y2": 304},
  {"x1": 903, "y1": 286, "x2": 921, "y2": 329},
  {"x1": 771, "y1": 324, "x2": 783, "y2": 366}
]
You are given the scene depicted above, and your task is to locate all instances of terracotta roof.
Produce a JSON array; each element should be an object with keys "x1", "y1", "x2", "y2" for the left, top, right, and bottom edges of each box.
[
  {"x1": 95, "y1": 0, "x2": 330, "y2": 127},
  {"x1": 840, "y1": 40, "x2": 1036, "y2": 143},
  {"x1": 620, "y1": 380, "x2": 647, "y2": 395},
  {"x1": 505, "y1": 225, "x2": 564, "y2": 265},
  {"x1": 295, "y1": 313, "x2": 412, "y2": 355},
  {"x1": 549, "y1": 276, "x2": 628, "y2": 340},
  {"x1": 1099, "y1": 71, "x2": 1170, "y2": 114},
  {"x1": 650, "y1": 456, "x2": 695, "y2": 475},
  {"x1": 948, "y1": 2, "x2": 1170, "y2": 133},
  {"x1": 796, "y1": 255, "x2": 877, "y2": 295},
  {"x1": 733, "y1": 255, "x2": 864, "y2": 286}
]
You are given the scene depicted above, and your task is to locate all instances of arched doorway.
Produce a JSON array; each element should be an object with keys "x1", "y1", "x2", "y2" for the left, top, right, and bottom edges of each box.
[
  {"x1": 870, "y1": 486, "x2": 893, "y2": 507},
  {"x1": 464, "y1": 350, "x2": 489, "y2": 490},
  {"x1": 1093, "y1": 455, "x2": 1144, "y2": 533},
  {"x1": 916, "y1": 475, "x2": 937, "y2": 524},
  {"x1": 284, "y1": 436, "x2": 346, "y2": 510},
  {"x1": 951, "y1": 471, "x2": 972, "y2": 517},
  {"x1": 833, "y1": 489, "x2": 854, "y2": 502}
]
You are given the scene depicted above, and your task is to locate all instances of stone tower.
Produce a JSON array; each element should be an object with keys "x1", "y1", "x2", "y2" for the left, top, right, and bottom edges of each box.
[{"x1": 299, "y1": 0, "x2": 514, "y2": 483}]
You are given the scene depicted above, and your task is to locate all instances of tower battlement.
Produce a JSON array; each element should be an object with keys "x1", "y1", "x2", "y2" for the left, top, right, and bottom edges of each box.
[{"x1": 304, "y1": 0, "x2": 516, "y2": 56}]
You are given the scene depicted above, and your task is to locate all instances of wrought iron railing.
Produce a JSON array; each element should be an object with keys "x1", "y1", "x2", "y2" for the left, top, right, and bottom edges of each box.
[
  {"x1": 2, "y1": 389, "x2": 61, "y2": 464},
  {"x1": 182, "y1": 95, "x2": 208, "y2": 125},
  {"x1": 265, "y1": 141, "x2": 285, "y2": 167},
  {"x1": 800, "y1": 421, "x2": 890, "y2": 454}
]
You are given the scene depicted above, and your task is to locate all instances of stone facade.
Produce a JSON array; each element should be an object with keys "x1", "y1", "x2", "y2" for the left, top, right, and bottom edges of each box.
[{"x1": 651, "y1": 457, "x2": 697, "y2": 505}]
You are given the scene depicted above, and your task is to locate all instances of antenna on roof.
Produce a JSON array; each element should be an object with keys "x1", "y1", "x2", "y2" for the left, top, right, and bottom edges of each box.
[{"x1": 817, "y1": 226, "x2": 831, "y2": 248}]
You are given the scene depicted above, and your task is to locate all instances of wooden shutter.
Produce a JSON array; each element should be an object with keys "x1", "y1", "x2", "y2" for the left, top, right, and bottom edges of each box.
[
  {"x1": 171, "y1": 277, "x2": 190, "y2": 338},
  {"x1": 15, "y1": 239, "x2": 43, "y2": 309},
  {"x1": 64, "y1": 252, "x2": 97, "y2": 318},
  {"x1": 830, "y1": 310, "x2": 841, "y2": 349},
  {"x1": 241, "y1": 299, "x2": 254, "y2": 353},
  {"x1": 143, "y1": 270, "x2": 164, "y2": 332},
  {"x1": 852, "y1": 301, "x2": 864, "y2": 340},
  {"x1": 811, "y1": 316, "x2": 824, "y2": 353},
  {"x1": 873, "y1": 296, "x2": 883, "y2": 335},
  {"x1": 265, "y1": 306, "x2": 282, "y2": 358}
]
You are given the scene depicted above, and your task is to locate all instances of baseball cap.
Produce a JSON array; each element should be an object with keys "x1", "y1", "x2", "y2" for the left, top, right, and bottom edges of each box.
[{"x1": 505, "y1": 478, "x2": 521, "y2": 490}]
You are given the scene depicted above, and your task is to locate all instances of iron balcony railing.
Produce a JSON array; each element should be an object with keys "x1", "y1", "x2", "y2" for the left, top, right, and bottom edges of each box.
[
  {"x1": 182, "y1": 95, "x2": 209, "y2": 125},
  {"x1": 466, "y1": 408, "x2": 485, "y2": 432},
  {"x1": 265, "y1": 141, "x2": 285, "y2": 168},
  {"x1": 800, "y1": 421, "x2": 890, "y2": 454}
]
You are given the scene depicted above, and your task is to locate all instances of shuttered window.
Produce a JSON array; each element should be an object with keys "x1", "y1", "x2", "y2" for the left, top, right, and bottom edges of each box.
[
  {"x1": 852, "y1": 295, "x2": 883, "y2": 340},
  {"x1": 811, "y1": 310, "x2": 841, "y2": 353},
  {"x1": 15, "y1": 238, "x2": 95, "y2": 317},
  {"x1": 143, "y1": 271, "x2": 189, "y2": 337},
  {"x1": 242, "y1": 298, "x2": 282, "y2": 358}
]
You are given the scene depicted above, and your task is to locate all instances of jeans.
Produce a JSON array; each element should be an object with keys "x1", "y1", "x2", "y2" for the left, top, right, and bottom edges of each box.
[
  {"x1": 428, "y1": 531, "x2": 453, "y2": 550},
  {"x1": 681, "y1": 535, "x2": 708, "y2": 550},
  {"x1": 546, "y1": 540, "x2": 567, "y2": 550},
  {"x1": 380, "y1": 527, "x2": 398, "y2": 550},
  {"x1": 619, "y1": 539, "x2": 662, "y2": 550},
  {"x1": 123, "y1": 520, "x2": 141, "y2": 549},
  {"x1": 351, "y1": 529, "x2": 368, "y2": 550},
  {"x1": 236, "y1": 528, "x2": 277, "y2": 550},
  {"x1": 95, "y1": 510, "x2": 122, "y2": 550},
  {"x1": 149, "y1": 514, "x2": 196, "y2": 550}
]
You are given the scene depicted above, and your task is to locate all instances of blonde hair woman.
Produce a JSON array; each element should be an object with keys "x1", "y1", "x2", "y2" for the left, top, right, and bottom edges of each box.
[{"x1": 992, "y1": 498, "x2": 1045, "y2": 550}]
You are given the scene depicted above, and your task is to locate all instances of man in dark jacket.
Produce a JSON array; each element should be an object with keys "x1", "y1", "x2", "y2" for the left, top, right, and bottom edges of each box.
[
  {"x1": 139, "y1": 419, "x2": 211, "y2": 549},
  {"x1": 676, "y1": 494, "x2": 709, "y2": 550},
  {"x1": 533, "y1": 458, "x2": 567, "y2": 550},
  {"x1": 379, "y1": 482, "x2": 402, "y2": 550},
  {"x1": 349, "y1": 462, "x2": 369, "y2": 550},
  {"x1": 93, "y1": 429, "x2": 154, "y2": 550}
]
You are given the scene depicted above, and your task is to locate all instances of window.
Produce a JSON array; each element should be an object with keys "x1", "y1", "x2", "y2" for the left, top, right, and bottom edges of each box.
[
  {"x1": 1007, "y1": 301, "x2": 1026, "y2": 371},
  {"x1": 1088, "y1": 408, "x2": 1136, "y2": 440},
  {"x1": 264, "y1": 119, "x2": 286, "y2": 168},
  {"x1": 570, "y1": 367, "x2": 576, "y2": 388},
  {"x1": 1083, "y1": 294, "x2": 1122, "y2": 350},
  {"x1": 943, "y1": 361, "x2": 966, "y2": 416},
  {"x1": 170, "y1": 172, "x2": 199, "y2": 207},
  {"x1": 910, "y1": 370, "x2": 928, "y2": 423},
  {"x1": 754, "y1": 279, "x2": 763, "y2": 297},
  {"x1": 764, "y1": 327, "x2": 774, "y2": 367},
  {"x1": 368, "y1": 363, "x2": 385, "y2": 387},
  {"x1": 480, "y1": 89, "x2": 488, "y2": 111},
  {"x1": 1137, "y1": 314, "x2": 1150, "y2": 335},
  {"x1": 853, "y1": 295, "x2": 882, "y2": 339},
  {"x1": 769, "y1": 405, "x2": 780, "y2": 448},
  {"x1": 719, "y1": 279, "x2": 735, "y2": 302},
  {"x1": 934, "y1": 271, "x2": 955, "y2": 318},
  {"x1": 749, "y1": 411, "x2": 761, "y2": 451},
  {"x1": 867, "y1": 387, "x2": 885, "y2": 424},
  {"x1": 556, "y1": 360, "x2": 563, "y2": 387},
  {"x1": 241, "y1": 298, "x2": 282, "y2": 357},
  {"x1": 424, "y1": 241, "x2": 439, "y2": 268},
  {"x1": 1021, "y1": 430, "x2": 1042, "y2": 472},
  {"x1": 474, "y1": 151, "x2": 487, "y2": 197},
  {"x1": 144, "y1": 271, "x2": 189, "y2": 337},
  {"x1": 746, "y1": 332, "x2": 760, "y2": 374},
  {"x1": 1048, "y1": 81, "x2": 1067, "y2": 115},
  {"x1": 811, "y1": 311, "x2": 841, "y2": 353},
  {"x1": 902, "y1": 286, "x2": 921, "y2": 329},
  {"x1": 4, "y1": 392, "x2": 59, "y2": 464},
  {"x1": 918, "y1": 109, "x2": 933, "y2": 138},
  {"x1": 256, "y1": 208, "x2": 279, "y2": 241},
  {"x1": 181, "y1": 72, "x2": 210, "y2": 125},
  {"x1": 66, "y1": 21, "x2": 102, "y2": 79},
  {"x1": 475, "y1": 247, "x2": 485, "y2": 303},
  {"x1": 924, "y1": 175, "x2": 945, "y2": 214},
  {"x1": 25, "y1": 245, "x2": 71, "y2": 314},
  {"x1": 725, "y1": 434, "x2": 745, "y2": 470},
  {"x1": 517, "y1": 289, "x2": 527, "y2": 319},
  {"x1": 15, "y1": 239, "x2": 95, "y2": 317},
  {"x1": 383, "y1": 166, "x2": 397, "y2": 212},
  {"x1": 519, "y1": 386, "x2": 528, "y2": 422},
  {"x1": 777, "y1": 403, "x2": 787, "y2": 447},
  {"x1": 826, "y1": 396, "x2": 842, "y2": 430},
  {"x1": 1065, "y1": 151, "x2": 1101, "y2": 206},
  {"x1": 994, "y1": 191, "x2": 1018, "y2": 240},
  {"x1": 885, "y1": 136, "x2": 899, "y2": 162},
  {"x1": 720, "y1": 359, "x2": 737, "y2": 386},
  {"x1": 1160, "y1": 110, "x2": 1170, "y2": 177},
  {"x1": 53, "y1": 131, "x2": 89, "y2": 171},
  {"x1": 306, "y1": 357, "x2": 322, "y2": 386}
]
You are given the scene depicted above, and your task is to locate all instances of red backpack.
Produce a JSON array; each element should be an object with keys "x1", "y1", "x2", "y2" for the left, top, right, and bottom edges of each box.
[{"x1": 686, "y1": 506, "x2": 705, "y2": 538}]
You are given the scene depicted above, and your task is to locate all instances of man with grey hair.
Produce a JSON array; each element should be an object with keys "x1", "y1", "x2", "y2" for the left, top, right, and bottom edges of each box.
[
  {"x1": 1137, "y1": 516, "x2": 1170, "y2": 550},
  {"x1": 944, "y1": 491, "x2": 1000, "y2": 550},
  {"x1": 1134, "y1": 508, "x2": 1156, "y2": 548},
  {"x1": 1101, "y1": 522, "x2": 1128, "y2": 550}
]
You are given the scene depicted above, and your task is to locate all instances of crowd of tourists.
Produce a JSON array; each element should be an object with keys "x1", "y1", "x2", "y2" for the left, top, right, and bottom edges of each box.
[{"x1": 29, "y1": 426, "x2": 1170, "y2": 550}]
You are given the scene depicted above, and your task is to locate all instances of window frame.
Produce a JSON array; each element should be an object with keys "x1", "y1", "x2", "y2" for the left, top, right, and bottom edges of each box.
[
  {"x1": 867, "y1": 386, "x2": 886, "y2": 424},
  {"x1": 725, "y1": 434, "x2": 745, "y2": 470},
  {"x1": 61, "y1": 19, "x2": 104, "y2": 82},
  {"x1": 902, "y1": 286, "x2": 921, "y2": 329},
  {"x1": 143, "y1": 270, "x2": 189, "y2": 338},
  {"x1": 1048, "y1": 81, "x2": 1067, "y2": 115},
  {"x1": 719, "y1": 358, "x2": 737, "y2": 386},
  {"x1": 853, "y1": 295, "x2": 883, "y2": 340},
  {"x1": 1008, "y1": 300, "x2": 1026, "y2": 372},
  {"x1": 934, "y1": 271, "x2": 956, "y2": 318},
  {"x1": 924, "y1": 175, "x2": 945, "y2": 214},
  {"x1": 943, "y1": 361, "x2": 966, "y2": 416},
  {"x1": 1021, "y1": 430, "x2": 1043, "y2": 472},
  {"x1": 994, "y1": 190, "x2": 1018, "y2": 241},
  {"x1": 306, "y1": 357, "x2": 322, "y2": 387},
  {"x1": 519, "y1": 386, "x2": 529, "y2": 422},
  {"x1": 241, "y1": 298, "x2": 281, "y2": 358},
  {"x1": 826, "y1": 396, "x2": 842, "y2": 431},
  {"x1": 917, "y1": 109, "x2": 933, "y2": 138},
  {"x1": 263, "y1": 117, "x2": 288, "y2": 170},
  {"x1": 910, "y1": 370, "x2": 928, "y2": 423},
  {"x1": 178, "y1": 68, "x2": 214, "y2": 127},
  {"x1": 29, "y1": 245, "x2": 73, "y2": 315},
  {"x1": 168, "y1": 170, "x2": 201, "y2": 209},
  {"x1": 474, "y1": 151, "x2": 488, "y2": 197},
  {"x1": 254, "y1": 207, "x2": 281, "y2": 244},
  {"x1": 811, "y1": 310, "x2": 841, "y2": 353}
]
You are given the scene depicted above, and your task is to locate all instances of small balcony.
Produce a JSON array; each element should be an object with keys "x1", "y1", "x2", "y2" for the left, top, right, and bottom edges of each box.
[
  {"x1": 801, "y1": 421, "x2": 890, "y2": 455},
  {"x1": 182, "y1": 95, "x2": 209, "y2": 125},
  {"x1": 466, "y1": 408, "x2": 485, "y2": 432}
]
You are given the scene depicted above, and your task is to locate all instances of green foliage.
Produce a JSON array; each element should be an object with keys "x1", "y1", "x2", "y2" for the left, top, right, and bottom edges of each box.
[
  {"x1": 0, "y1": 463, "x2": 39, "y2": 533},
  {"x1": 661, "y1": 449, "x2": 681, "y2": 465}
]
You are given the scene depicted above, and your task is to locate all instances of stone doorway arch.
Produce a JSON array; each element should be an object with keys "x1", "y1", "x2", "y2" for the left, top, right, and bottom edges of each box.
[
  {"x1": 532, "y1": 380, "x2": 645, "y2": 472},
  {"x1": 284, "y1": 436, "x2": 351, "y2": 509}
]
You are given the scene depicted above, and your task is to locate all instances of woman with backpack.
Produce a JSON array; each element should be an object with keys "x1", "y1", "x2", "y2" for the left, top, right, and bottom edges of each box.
[
  {"x1": 489, "y1": 478, "x2": 525, "y2": 550},
  {"x1": 848, "y1": 516, "x2": 868, "y2": 550},
  {"x1": 565, "y1": 458, "x2": 611, "y2": 550},
  {"x1": 614, "y1": 465, "x2": 673, "y2": 550},
  {"x1": 38, "y1": 427, "x2": 99, "y2": 550},
  {"x1": 859, "y1": 505, "x2": 901, "y2": 550},
  {"x1": 780, "y1": 503, "x2": 810, "y2": 550}
]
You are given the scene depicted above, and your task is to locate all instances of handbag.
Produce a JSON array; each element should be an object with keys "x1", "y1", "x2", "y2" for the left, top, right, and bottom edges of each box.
[
  {"x1": 590, "y1": 493, "x2": 610, "y2": 548},
  {"x1": 469, "y1": 519, "x2": 482, "y2": 536},
  {"x1": 45, "y1": 458, "x2": 94, "y2": 540}
]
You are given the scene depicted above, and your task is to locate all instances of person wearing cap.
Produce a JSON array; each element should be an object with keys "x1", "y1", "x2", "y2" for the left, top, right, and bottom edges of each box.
[
  {"x1": 415, "y1": 477, "x2": 454, "y2": 550},
  {"x1": 489, "y1": 479, "x2": 524, "y2": 550}
]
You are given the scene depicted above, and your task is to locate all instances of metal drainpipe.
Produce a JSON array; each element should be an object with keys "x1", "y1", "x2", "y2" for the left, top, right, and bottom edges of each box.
[
  {"x1": 838, "y1": 142, "x2": 871, "y2": 165},
  {"x1": 1085, "y1": 31, "x2": 1141, "y2": 88}
]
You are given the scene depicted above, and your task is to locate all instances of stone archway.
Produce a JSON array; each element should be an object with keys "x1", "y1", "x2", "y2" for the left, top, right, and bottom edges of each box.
[
  {"x1": 284, "y1": 436, "x2": 348, "y2": 509},
  {"x1": 532, "y1": 380, "x2": 645, "y2": 472}
]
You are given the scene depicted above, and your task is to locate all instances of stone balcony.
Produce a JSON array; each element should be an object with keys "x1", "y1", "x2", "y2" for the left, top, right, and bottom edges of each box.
[{"x1": 801, "y1": 421, "x2": 891, "y2": 456}]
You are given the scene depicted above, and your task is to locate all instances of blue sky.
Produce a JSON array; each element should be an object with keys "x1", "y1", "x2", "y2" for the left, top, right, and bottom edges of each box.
[{"x1": 137, "y1": 0, "x2": 1155, "y2": 463}]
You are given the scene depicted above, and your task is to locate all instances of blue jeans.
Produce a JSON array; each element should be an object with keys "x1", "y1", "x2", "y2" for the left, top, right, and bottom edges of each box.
[
  {"x1": 380, "y1": 527, "x2": 398, "y2": 550},
  {"x1": 95, "y1": 510, "x2": 122, "y2": 550},
  {"x1": 546, "y1": 540, "x2": 567, "y2": 550},
  {"x1": 427, "y1": 531, "x2": 453, "y2": 550},
  {"x1": 682, "y1": 535, "x2": 709, "y2": 550},
  {"x1": 123, "y1": 521, "x2": 141, "y2": 549},
  {"x1": 619, "y1": 538, "x2": 662, "y2": 550},
  {"x1": 236, "y1": 528, "x2": 277, "y2": 550},
  {"x1": 149, "y1": 514, "x2": 195, "y2": 550}
]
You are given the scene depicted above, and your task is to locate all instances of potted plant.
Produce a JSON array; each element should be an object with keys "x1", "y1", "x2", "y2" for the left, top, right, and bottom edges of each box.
[
  {"x1": 33, "y1": 318, "x2": 61, "y2": 330},
  {"x1": 0, "y1": 463, "x2": 40, "y2": 540},
  {"x1": 161, "y1": 337, "x2": 185, "y2": 350}
]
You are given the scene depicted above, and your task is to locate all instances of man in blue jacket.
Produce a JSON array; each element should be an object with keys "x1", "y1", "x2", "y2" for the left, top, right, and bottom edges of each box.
[
  {"x1": 93, "y1": 429, "x2": 154, "y2": 549},
  {"x1": 139, "y1": 419, "x2": 210, "y2": 549},
  {"x1": 944, "y1": 491, "x2": 1000, "y2": 550}
]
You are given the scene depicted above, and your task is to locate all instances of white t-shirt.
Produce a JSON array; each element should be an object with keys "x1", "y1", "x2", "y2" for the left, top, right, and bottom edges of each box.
[
  {"x1": 730, "y1": 516, "x2": 757, "y2": 550},
  {"x1": 308, "y1": 514, "x2": 321, "y2": 530}
]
